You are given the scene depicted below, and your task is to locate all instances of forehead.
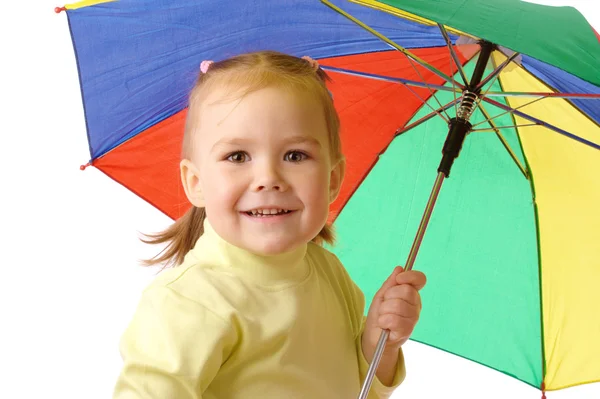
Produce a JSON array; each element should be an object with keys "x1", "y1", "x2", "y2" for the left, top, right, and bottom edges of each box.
[{"x1": 197, "y1": 85, "x2": 328, "y2": 143}]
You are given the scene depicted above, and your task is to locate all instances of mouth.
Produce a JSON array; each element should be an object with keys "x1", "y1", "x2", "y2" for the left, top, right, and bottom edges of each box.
[{"x1": 242, "y1": 208, "x2": 295, "y2": 217}]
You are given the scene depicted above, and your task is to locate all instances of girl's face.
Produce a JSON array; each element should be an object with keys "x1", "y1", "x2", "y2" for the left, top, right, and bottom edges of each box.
[{"x1": 181, "y1": 86, "x2": 345, "y2": 255}]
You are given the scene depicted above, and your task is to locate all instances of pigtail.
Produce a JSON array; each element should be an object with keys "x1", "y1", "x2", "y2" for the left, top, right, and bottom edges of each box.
[
  {"x1": 141, "y1": 206, "x2": 206, "y2": 268},
  {"x1": 315, "y1": 224, "x2": 335, "y2": 246}
]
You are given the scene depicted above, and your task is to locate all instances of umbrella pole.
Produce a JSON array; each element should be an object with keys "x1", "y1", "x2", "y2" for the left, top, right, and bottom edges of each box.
[
  {"x1": 357, "y1": 40, "x2": 496, "y2": 399},
  {"x1": 357, "y1": 171, "x2": 445, "y2": 399}
]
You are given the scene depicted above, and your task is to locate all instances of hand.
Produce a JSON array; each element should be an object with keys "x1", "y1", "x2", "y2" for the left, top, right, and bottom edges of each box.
[{"x1": 363, "y1": 266, "x2": 426, "y2": 354}]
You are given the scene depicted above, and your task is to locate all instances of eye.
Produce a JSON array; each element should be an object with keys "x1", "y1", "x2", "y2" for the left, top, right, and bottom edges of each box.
[
  {"x1": 284, "y1": 151, "x2": 308, "y2": 163},
  {"x1": 226, "y1": 151, "x2": 249, "y2": 163}
]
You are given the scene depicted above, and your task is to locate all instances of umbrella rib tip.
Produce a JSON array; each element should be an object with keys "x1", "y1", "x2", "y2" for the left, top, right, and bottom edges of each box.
[
  {"x1": 540, "y1": 381, "x2": 546, "y2": 399},
  {"x1": 80, "y1": 162, "x2": 92, "y2": 171},
  {"x1": 54, "y1": 6, "x2": 66, "y2": 14}
]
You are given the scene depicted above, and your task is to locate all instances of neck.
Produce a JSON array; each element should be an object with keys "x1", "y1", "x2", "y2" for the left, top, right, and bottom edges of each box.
[{"x1": 191, "y1": 220, "x2": 310, "y2": 287}]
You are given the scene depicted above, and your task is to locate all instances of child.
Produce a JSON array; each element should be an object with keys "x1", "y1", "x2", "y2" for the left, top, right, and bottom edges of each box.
[{"x1": 113, "y1": 51, "x2": 426, "y2": 399}]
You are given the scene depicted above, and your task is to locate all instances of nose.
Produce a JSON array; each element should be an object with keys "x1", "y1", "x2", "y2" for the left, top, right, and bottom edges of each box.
[{"x1": 252, "y1": 160, "x2": 288, "y2": 192}]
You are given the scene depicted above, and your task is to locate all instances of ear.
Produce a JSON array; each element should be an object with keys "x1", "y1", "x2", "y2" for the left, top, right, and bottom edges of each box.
[
  {"x1": 329, "y1": 157, "x2": 346, "y2": 204},
  {"x1": 180, "y1": 159, "x2": 205, "y2": 207}
]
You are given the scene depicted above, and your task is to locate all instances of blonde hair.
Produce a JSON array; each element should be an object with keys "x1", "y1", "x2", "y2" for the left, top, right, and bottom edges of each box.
[{"x1": 142, "y1": 51, "x2": 342, "y2": 267}]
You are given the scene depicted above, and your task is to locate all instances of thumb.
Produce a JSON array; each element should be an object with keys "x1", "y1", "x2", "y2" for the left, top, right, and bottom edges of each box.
[{"x1": 374, "y1": 266, "x2": 404, "y2": 300}]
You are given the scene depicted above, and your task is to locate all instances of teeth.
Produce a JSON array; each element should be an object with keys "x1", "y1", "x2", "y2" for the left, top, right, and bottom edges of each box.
[{"x1": 248, "y1": 208, "x2": 290, "y2": 216}]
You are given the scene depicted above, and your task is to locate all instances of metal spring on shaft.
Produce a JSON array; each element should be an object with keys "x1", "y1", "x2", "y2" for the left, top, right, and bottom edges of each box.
[{"x1": 456, "y1": 91, "x2": 478, "y2": 121}]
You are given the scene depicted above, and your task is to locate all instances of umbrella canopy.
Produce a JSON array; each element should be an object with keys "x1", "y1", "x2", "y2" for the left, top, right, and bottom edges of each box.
[{"x1": 57, "y1": 0, "x2": 600, "y2": 395}]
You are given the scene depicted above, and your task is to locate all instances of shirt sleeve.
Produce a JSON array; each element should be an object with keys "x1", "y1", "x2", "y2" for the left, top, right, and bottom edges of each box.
[
  {"x1": 325, "y1": 251, "x2": 406, "y2": 398},
  {"x1": 113, "y1": 286, "x2": 237, "y2": 399},
  {"x1": 356, "y1": 318, "x2": 406, "y2": 399}
]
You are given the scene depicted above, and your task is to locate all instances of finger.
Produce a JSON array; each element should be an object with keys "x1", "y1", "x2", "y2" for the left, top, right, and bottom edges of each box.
[
  {"x1": 395, "y1": 270, "x2": 427, "y2": 290},
  {"x1": 378, "y1": 298, "x2": 421, "y2": 318},
  {"x1": 383, "y1": 285, "x2": 421, "y2": 307},
  {"x1": 378, "y1": 314, "x2": 417, "y2": 336},
  {"x1": 374, "y1": 266, "x2": 404, "y2": 299}
]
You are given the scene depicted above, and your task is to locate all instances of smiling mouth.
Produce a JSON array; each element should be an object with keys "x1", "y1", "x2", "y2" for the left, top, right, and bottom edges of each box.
[{"x1": 243, "y1": 208, "x2": 294, "y2": 217}]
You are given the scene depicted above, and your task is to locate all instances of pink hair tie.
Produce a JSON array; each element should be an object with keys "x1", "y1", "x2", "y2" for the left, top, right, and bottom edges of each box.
[
  {"x1": 200, "y1": 60, "x2": 214, "y2": 73},
  {"x1": 302, "y1": 56, "x2": 320, "y2": 71}
]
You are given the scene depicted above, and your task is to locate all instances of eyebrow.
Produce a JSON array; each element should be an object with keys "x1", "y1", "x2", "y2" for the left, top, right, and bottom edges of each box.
[
  {"x1": 211, "y1": 135, "x2": 322, "y2": 152},
  {"x1": 285, "y1": 136, "x2": 322, "y2": 147},
  {"x1": 211, "y1": 138, "x2": 249, "y2": 152}
]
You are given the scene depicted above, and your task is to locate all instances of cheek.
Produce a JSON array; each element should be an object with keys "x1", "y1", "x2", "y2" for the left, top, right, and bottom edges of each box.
[
  {"x1": 202, "y1": 168, "x2": 245, "y2": 209},
  {"x1": 295, "y1": 165, "x2": 331, "y2": 207}
]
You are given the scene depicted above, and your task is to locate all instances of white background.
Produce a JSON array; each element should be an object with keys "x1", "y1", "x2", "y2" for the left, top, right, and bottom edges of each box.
[{"x1": 2, "y1": 0, "x2": 598, "y2": 397}]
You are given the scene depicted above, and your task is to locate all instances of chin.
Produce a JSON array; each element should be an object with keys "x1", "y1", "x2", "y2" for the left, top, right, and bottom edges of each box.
[{"x1": 249, "y1": 240, "x2": 300, "y2": 256}]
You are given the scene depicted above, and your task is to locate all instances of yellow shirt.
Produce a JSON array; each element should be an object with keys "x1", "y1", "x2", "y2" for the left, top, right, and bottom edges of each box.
[{"x1": 113, "y1": 221, "x2": 405, "y2": 398}]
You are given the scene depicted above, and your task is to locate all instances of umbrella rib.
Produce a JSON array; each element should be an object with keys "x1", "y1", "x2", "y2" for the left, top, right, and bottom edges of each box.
[
  {"x1": 471, "y1": 96, "x2": 545, "y2": 129},
  {"x1": 319, "y1": 65, "x2": 459, "y2": 92},
  {"x1": 490, "y1": 51, "x2": 600, "y2": 130},
  {"x1": 450, "y1": 55, "x2": 459, "y2": 117},
  {"x1": 475, "y1": 51, "x2": 520, "y2": 92},
  {"x1": 438, "y1": 23, "x2": 469, "y2": 86},
  {"x1": 482, "y1": 97, "x2": 600, "y2": 151},
  {"x1": 512, "y1": 58, "x2": 600, "y2": 130},
  {"x1": 321, "y1": 0, "x2": 464, "y2": 89},
  {"x1": 483, "y1": 91, "x2": 600, "y2": 99},
  {"x1": 321, "y1": 66, "x2": 452, "y2": 124},
  {"x1": 471, "y1": 123, "x2": 538, "y2": 132},
  {"x1": 491, "y1": 61, "x2": 549, "y2": 385},
  {"x1": 401, "y1": 81, "x2": 451, "y2": 124},
  {"x1": 477, "y1": 103, "x2": 529, "y2": 178},
  {"x1": 349, "y1": 0, "x2": 480, "y2": 40},
  {"x1": 395, "y1": 98, "x2": 462, "y2": 136},
  {"x1": 332, "y1": 97, "x2": 460, "y2": 221},
  {"x1": 404, "y1": 54, "x2": 453, "y2": 122}
]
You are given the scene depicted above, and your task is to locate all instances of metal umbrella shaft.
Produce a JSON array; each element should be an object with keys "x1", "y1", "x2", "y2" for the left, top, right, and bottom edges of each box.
[
  {"x1": 357, "y1": 40, "x2": 495, "y2": 399},
  {"x1": 357, "y1": 171, "x2": 445, "y2": 399}
]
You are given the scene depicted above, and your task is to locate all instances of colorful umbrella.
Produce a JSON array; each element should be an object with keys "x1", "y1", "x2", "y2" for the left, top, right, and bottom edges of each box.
[{"x1": 56, "y1": 0, "x2": 600, "y2": 397}]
